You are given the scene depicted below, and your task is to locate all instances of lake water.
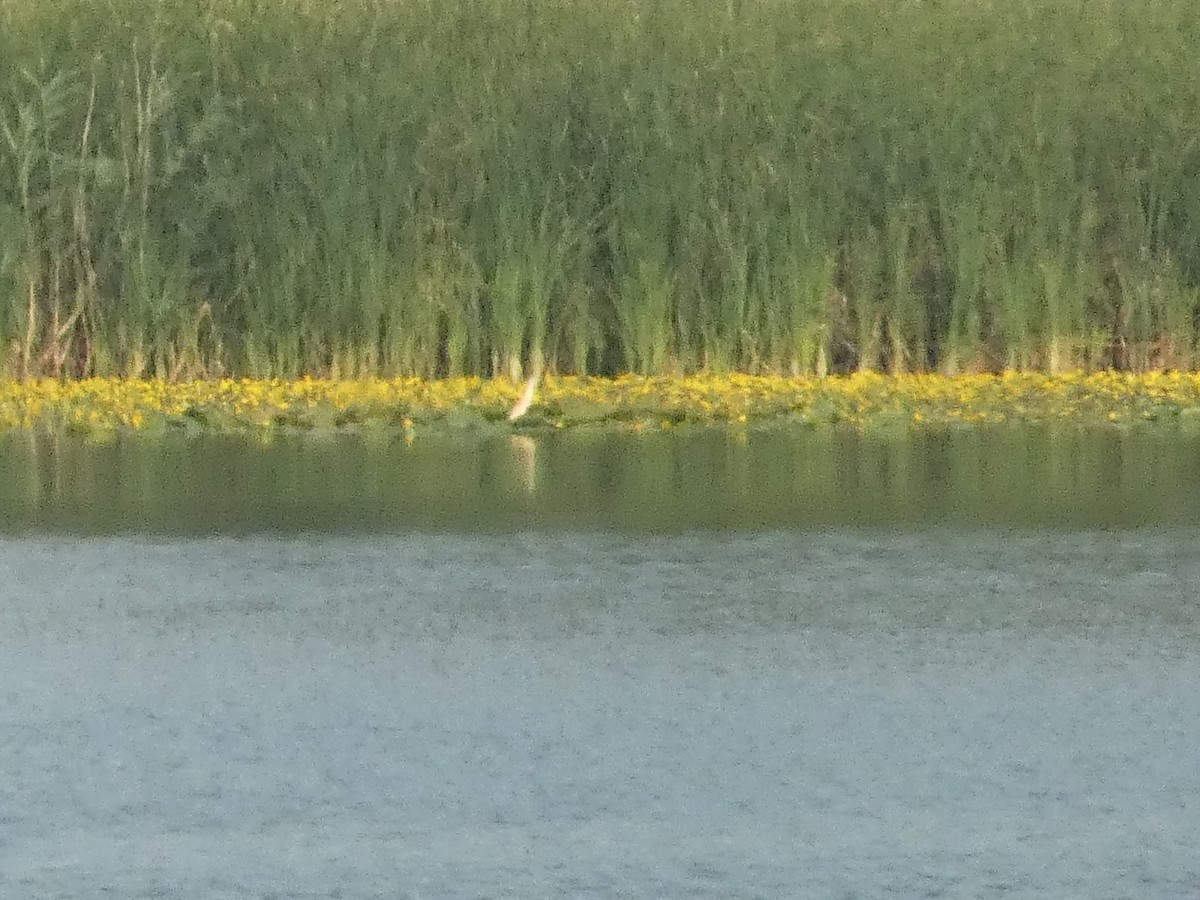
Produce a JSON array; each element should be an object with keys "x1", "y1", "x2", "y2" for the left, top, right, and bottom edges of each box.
[{"x1": 1, "y1": 426, "x2": 1199, "y2": 898}]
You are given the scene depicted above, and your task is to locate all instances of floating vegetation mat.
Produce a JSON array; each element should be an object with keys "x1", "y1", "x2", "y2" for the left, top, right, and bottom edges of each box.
[{"x1": 6, "y1": 374, "x2": 1200, "y2": 436}]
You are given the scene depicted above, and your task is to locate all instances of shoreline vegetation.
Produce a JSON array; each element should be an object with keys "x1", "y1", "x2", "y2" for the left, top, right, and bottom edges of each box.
[
  {"x1": 3, "y1": 0, "x2": 1200, "y2": 382},
  {"x1": 7, "y1": 373, "x2": 1200, "y2": 434}
]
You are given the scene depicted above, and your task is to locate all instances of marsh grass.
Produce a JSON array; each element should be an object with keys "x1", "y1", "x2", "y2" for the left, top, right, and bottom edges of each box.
[{"x1": 2, "y1": 0, "x2": 1199, "y2": 379}]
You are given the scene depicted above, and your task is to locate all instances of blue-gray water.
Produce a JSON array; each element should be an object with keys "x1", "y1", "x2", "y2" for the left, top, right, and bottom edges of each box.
[{"x1": 2, "y1": 428, "x2": 1199, "y2": 898}]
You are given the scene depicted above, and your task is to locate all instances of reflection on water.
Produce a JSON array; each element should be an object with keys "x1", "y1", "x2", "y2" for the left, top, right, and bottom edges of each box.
[
  {"x1": 3, "y1": 424, "x2": 1200, "y2": 896},
  {"x1": 509, "y1": 433, "x2": 538, "y2": 495},
  {"x1": 3, "y1": 424, "x2": 1200, "y2": 532}
]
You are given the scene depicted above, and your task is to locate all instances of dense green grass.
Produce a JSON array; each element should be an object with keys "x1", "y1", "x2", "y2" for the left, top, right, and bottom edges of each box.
[{"x1": 2, "y1": 0, "x2": 1199, "y2": 379}]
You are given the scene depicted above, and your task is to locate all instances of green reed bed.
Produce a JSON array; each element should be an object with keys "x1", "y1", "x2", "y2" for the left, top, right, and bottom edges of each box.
[{"x1": 2, "y1": 0, "x2": 1199, "y2": 380}]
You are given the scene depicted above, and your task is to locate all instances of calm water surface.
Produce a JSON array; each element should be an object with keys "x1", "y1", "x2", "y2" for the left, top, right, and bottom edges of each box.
[
  {"x1": 5, "y1": 424, "x2": 1200, "y2": 531},
  {"x1": 1, "y1": 427, "x2": 1198, "y2": 898}
]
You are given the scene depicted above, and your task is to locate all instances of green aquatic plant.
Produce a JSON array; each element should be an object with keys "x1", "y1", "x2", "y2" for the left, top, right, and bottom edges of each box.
[
  {"x1": 1, "y1": 0, "x2": 1199, "y2": 379},
  {"x1": 7, "y1": 372, "x2": 1200, "y2": 435}
]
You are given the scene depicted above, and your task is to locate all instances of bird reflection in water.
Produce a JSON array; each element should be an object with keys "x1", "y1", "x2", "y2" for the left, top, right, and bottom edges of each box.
[{"x1": 509, "y1": 434, "x2": 538, "y2": 494}]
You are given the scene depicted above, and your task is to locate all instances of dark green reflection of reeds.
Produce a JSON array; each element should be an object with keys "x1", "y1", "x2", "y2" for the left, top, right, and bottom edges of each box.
[
  {"x1": 3, "y1": 426, "x2": 1200, "y2": 533},
  {"x1": 3, "y1": 0, "x2": 1199, "y2": 379}
]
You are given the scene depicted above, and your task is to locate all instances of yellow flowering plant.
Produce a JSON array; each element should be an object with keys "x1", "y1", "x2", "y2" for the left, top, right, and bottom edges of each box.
[{"x1": 4, "y1": 373, "x2": 1200, "y2": 436}]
